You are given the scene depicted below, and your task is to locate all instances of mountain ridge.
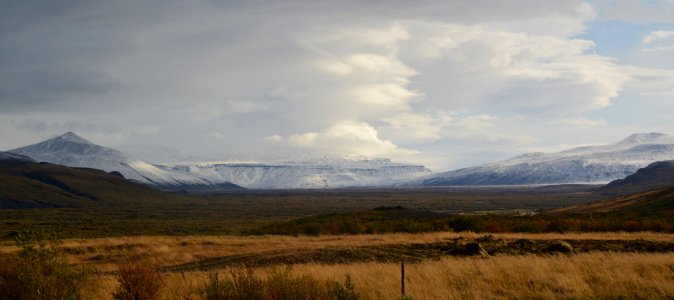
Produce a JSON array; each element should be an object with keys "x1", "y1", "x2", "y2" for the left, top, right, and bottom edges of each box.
[
  {"x1": 418, "y1": 132, "x2": 674, "y2": 187},
  {"x1": 9, "y1": 132, "x2": 225, "y2": 188},
  {"x1": 598, "y1": 160, "x2": 674, "y2": 195},
  {"x1": 8, "y1": 132, "x2": 430, "y2": 189}
]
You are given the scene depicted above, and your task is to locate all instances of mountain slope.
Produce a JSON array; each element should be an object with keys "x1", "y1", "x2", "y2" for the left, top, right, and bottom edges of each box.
[
  {"x1": 419, "y1": 133, "x2": 674, "y2": 186},
  {"x1": 8, "y1": 132, "x2": 224, "y2": 188},
  {"x1": 0, "y1": 159, "x2": 187, "y2": 209},
  {"x1": 598, "y1": 160, "x2": 674, "y2": 195}
]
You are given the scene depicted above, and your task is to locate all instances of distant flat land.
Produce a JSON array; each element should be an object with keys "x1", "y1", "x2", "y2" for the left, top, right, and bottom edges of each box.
[{"x1": 0, "y1": 186, "x2": 600, "y2": 239}]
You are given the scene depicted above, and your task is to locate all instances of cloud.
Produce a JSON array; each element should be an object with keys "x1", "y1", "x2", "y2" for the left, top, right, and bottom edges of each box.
[
  {"x1": 288, "y1": 120, "x2": 417, "y2": 158},
  {"x1": 3, "y1": 0, "x2": 674, "y2": 171},
  {"x1": 594, "y1": 0, "x2": 674, "y2": 23},
  {"x1": 397, "y1": 21, "x2": 629, "y2": 115},
  {"x1": 264, "y1": 134, "x2": 283, "y2": 142},
  {"x1": 380, "y1": 113, "x2": 449, "y2": 142},
  {"x1": 643, "y1": 30, "x2": 674, "y2": 44},
  {"x1": 629, "y1": 30, "x2": 674, "y2": 70},
  {"x1": 552, "y1": 117, "x2": 607, "y2": 127},
  {"x1": 207, "y1": 131, "x2": 226, "y2": 139}
]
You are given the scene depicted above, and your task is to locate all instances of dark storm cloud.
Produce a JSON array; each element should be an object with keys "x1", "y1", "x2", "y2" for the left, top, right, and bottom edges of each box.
[{"x1": 0, "y1": 70, "x2": 120, "y2": 113}]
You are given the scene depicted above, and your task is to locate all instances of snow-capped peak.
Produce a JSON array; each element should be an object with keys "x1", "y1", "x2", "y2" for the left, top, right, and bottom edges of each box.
[
  {"x1": 8, "y1": 132, "x2": 213, "y2": 187},
  {"x1": 615, "y1": 132, "x2": 674, "y2": 147},
  {"x1": 52, "y1": 131, "x2": 94, "y2": 145}
]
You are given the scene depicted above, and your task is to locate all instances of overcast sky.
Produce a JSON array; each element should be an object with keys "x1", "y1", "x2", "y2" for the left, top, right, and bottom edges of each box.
[{"x1": 2, "y1": 0, "x2": 674, "y2": 171}]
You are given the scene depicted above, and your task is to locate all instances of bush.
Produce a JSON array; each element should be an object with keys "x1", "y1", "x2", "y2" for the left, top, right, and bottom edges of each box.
[
  {"x1": 113, "y1": 259, "x2": 163, "y2": 300},
  {"x1": 199, "y1": 266, "x2": 359, "y2": 300},
  {"x1": 0, "y1": 230, "x2": 88, "y2": 300},
  {"x1": 0, "y1": 253, "x2": 22, "y2": 299},
  {"x1": 448, "y1": 216, "x2": 484, "y2": 232}
]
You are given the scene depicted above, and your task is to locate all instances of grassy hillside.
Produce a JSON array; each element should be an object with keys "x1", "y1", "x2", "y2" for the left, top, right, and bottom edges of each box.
[{"x1": 0, "y1": 160, "x2": 187, "y2": 209}]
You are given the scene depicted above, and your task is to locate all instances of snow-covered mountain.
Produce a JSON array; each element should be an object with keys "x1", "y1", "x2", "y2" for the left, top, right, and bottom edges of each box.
[
  {"x1": 8, "y1": 132, "x2": 430, "y2": 189},
  {"x1": 162, "y1": 157, "x2": 431, "y2": 189},
  {"x1": 418, "y1": 133, "x2": 674, "y2": 186},
  {"x1": 9, "y1": 132, "x2": 215, "y2": 187}
]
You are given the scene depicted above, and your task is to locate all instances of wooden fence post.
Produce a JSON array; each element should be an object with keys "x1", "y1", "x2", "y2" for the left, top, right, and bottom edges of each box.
[{"x1": 401, "y1": 259, "x2": 405, "y2": 296}]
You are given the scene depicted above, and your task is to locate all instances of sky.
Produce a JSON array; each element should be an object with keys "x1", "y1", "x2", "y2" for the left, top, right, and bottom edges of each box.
[{"x1": 2, "y1": 0, "x2": 674, "y2": 171}]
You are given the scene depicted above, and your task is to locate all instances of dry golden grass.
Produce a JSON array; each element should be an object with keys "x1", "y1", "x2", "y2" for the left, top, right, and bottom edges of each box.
[
  {"x1": 79, "y1": 252, "x2": 674, "y2": 300},
  {"x1": 1, "y1": 231, "x2": 673, "y2": 272},
  {"x1": 2, "y1": 232, "x2": 672, "y2": 299},
  {"x1": 300, "y1": 252, "x2": 674, "y2": 299}
]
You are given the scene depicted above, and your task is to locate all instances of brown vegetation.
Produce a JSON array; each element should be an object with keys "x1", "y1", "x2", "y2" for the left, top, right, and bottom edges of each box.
[
  {"x1": 0, "y1": 187, "x2": 600, "y2": 238},
  {"x1": 84, "y1": 252, "x2": 674, "y2": 300},
  {"x1": 0, "y1": 231, "x2": 88, "y2": 299},
  {"x1": 1, "y1": 232, "x2": 673, "y2": 299},
  {"x1": 553, "y1": 187, "x2": 674, "y2": 213},
  {"x1": 2, "y1": 232, "x2": 673, "y2": 272},
  {"x1": 197, "y1": 267, "x2": 359, "y2": 300},
  {"x1": 112, "y1": 259, "x2": 163, "y2": 300}
]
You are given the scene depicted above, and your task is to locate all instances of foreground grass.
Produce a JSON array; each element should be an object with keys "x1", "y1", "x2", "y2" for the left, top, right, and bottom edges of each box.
[
  {"x1": 2, "y1": 232, "x2": 673, "y2": 299},
  {"x1": 78, "y1": 252, "x2": 674, "y2": 299},
  {"x1": 2, "y1": 232, "x2": 672, "y2": 272}
]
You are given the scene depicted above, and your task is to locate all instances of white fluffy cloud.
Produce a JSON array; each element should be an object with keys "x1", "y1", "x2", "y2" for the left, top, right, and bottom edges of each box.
[
  {"x1": 288, "y1": 120, "x2": 417, "y2": 158},
  {"x1": 643, "y1": 30, "x2": 674, "y2": 44}
]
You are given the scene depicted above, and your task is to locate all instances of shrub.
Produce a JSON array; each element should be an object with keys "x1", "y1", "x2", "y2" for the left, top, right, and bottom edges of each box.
[
  {"x1": 199, "y1": 266, "x2": 359, "y2": 300},
  {"x1": 326, "y1": 274, "x2": 359, "y2": 300},
  {"x1": 0, "y1": 230, "x2": 88, "y2": 300},
  {"x1": 0, "y1": 253, "x2": 22, "y2": 299},
  {"x1": 448, "y1": 216, "x2": 484, "y2": 232},
  {"x1": 113, "y1": 259, "x2": 163, "y2": 300}
]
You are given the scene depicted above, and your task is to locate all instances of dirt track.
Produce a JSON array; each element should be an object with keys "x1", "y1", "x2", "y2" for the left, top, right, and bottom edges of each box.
[{"x1": 160, "y1": 236, "x2": 674, "y2": 272}]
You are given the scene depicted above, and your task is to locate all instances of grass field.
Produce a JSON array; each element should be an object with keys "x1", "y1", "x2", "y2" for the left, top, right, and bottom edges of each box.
[
  {"x1": 1, "y1": 232, "x2": 671, "y2": 299},
  {"x1": 79, "y1": 252, "x2": 674, "y2": 299},
  {"x1": 2, "y1": 186, "x2": 672, "y2": 299}
]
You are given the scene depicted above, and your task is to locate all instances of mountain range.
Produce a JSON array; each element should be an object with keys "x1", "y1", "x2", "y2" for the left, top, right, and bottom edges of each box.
[
  {"x1": 8, "y1": 132, "x2": 430, "y2": 189},
  {"x1": 419, "y1": 133, "x2": 674, "y2": 186},
  {"x1": 161, "y1": 158, "x2": 431, "y2": 189},
  {"x1": 7, "y1": 132, "x2": 674, "y2": 190}
]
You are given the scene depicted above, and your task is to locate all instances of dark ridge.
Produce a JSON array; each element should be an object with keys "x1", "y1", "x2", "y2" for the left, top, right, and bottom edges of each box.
[
  {"x1": 23, "y1": 172, "x2": 99, "y2": 201},
  {"x1": 599, "y1": 160, "x2": 674, "y2": 196},
  {"x1": 109, "y1": 171, "x2": 125, "y2": 178},
  {"x1": 0, "y1": 159, "x2": 188, "y2": 209}
]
